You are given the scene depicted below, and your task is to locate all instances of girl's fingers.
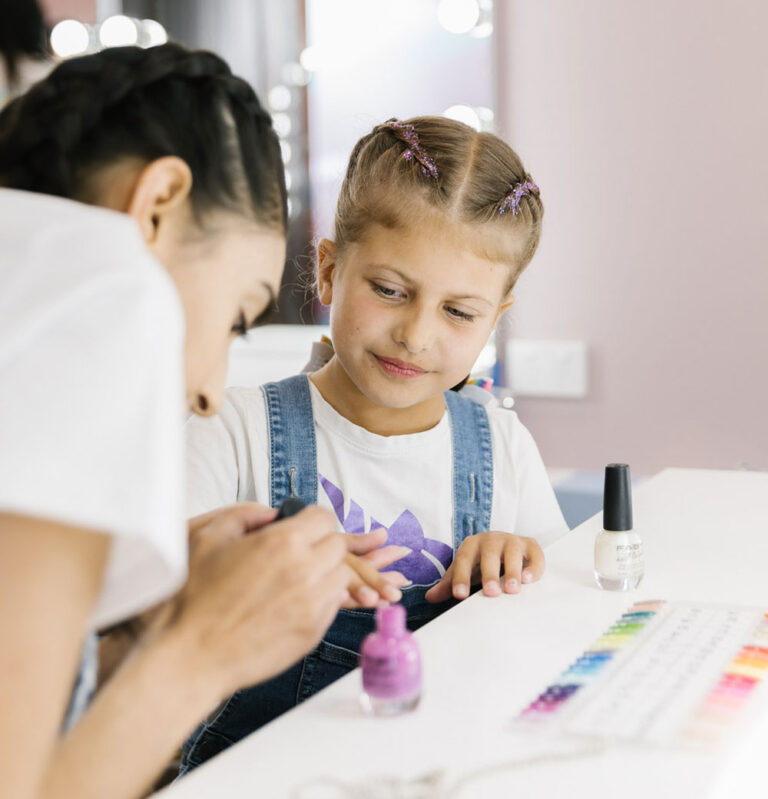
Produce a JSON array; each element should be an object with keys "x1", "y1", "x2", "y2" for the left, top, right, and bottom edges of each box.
[
  {"x1": 502, "y1": 538, "x2": 526, "y2": 593},
  {"x1": 380, "y1": 570, "x2": 411, "y2": 589},
  {"x1": 480, "y1": 537, "x2": 505, "y2": 596},
  {"x1": 424, "y1": 563, "x2": 454, "y2": 604},
  {"x1": 343, "y1": 528, "x2": 388, "y2": 556},
  {"x1": 346, "y1": 573, "x2": 380, "y2": 607},
  {"x1": 344, "y1": 553, "x2": 402, "y2": 603},
  {"x1": 521, "y1": 539, "x2": 546, "y2": 584},
  {"x1": 449, "y1": 537, "x2": 479, "y2": 600},
  {"x1": 362, "y1": 545, "x2": 410, "y2": 570}
]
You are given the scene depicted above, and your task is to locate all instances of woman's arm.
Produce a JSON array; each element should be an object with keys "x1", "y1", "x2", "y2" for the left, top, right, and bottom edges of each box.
[
  {"x1": 2, "y1": 504, "x2": 349, "y2": 799},
  {"x1": 0, "y1": 514, "x2": 111, "y2": 799}
]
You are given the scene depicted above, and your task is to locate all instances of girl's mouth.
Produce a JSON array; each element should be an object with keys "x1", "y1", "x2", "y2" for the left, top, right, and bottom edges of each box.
[{"x1": 373, "y1": 354, "x2": 428, "y2": 379}]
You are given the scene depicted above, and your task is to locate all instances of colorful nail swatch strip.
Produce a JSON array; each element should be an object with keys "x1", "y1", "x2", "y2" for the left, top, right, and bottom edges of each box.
[
  {"x1": 517, "y1": 600, "x2": 663, "y2": 725},
  {"x1": 681, "y1": 613, "x2": 768, "y2": 747},
  {"x1": 515, "y1": 601, "x2": 768, "y2": 751}
]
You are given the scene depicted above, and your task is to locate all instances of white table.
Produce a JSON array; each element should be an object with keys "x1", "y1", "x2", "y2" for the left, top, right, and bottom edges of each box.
[{"x1": 155, "y1": 468, "x2": 768, "y2": 799}]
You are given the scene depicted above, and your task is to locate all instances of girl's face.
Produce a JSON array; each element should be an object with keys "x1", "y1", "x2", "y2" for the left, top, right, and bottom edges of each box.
[{"x1": 316, "y1": 220, "x2": 512, "y2": 431}]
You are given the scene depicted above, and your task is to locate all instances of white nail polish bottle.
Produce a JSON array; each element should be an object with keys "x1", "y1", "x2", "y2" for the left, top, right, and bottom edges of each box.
[{"x1": 594, "y1": 463, "x2": 644, "y2": 591}]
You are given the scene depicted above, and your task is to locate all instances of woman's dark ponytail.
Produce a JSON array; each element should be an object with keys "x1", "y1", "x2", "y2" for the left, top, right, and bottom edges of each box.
[{"x1": 0, "y1": 43, "x2": 286, "y2": 230}]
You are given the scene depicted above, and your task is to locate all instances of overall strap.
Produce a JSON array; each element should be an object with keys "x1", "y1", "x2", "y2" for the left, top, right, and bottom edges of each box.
[
  {"x1": 262, "y1": 374, "x2": 318, "y2": 507},
  {"x1": 444, "y1": 390, "x2": 494, "y2": 550}
]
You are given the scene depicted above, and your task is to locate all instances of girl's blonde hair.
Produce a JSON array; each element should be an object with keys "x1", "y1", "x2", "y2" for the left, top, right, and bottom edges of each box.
[{"x1": 333, "y1": 116, "x2": 543, "y2": 290}]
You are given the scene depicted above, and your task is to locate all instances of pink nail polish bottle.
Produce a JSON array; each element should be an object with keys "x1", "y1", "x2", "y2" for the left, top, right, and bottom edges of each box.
[{"x1": 360, "y1": 604, "x2": 421, "y2": 716}]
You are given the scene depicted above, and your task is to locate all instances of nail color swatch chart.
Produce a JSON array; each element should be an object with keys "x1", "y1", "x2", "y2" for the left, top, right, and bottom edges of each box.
[{"x1": 514, "y1": 600, "x2": 768, "y2": 752}]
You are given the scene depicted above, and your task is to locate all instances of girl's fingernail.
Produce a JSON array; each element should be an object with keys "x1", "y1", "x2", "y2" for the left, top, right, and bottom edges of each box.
[
  {"x1": 398, "y1": 547, "x2": 412, "y2": 557},
  {"x1": 384, "y1": 586, "x2": 402, "y2": 602},
  {"x1": 505, "y1": 578, "x2": 519, "y2": 592},
  {"x1": 522, "y1": 570, "x2": 533, "y2": 583},
  {"x1": 454, "y1": 584, "x2": 469, "y2": 598},
  {"x1": 485, "y1": 580, "x2": 500, "y2": 596},
  {"x1": 359, "y1": 587, "x2": 378, "y2": 604}
]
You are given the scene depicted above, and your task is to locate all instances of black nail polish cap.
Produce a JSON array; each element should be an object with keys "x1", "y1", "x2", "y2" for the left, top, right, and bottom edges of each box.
[
  {"x1": 603, "y1": 463, "x2": 633, "y2": 532},
  {"x1": 275, "y1": 497, "x2": 306, "y2": 520}
]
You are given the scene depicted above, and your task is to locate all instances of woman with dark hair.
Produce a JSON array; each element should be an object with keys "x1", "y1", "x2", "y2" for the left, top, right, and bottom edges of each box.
[
  {"x1": 0, "y1": 0, "x2": 51, "y2": 106},
  {"x1": 0, "y1": 42, "x2": 401, "y2": 799}
]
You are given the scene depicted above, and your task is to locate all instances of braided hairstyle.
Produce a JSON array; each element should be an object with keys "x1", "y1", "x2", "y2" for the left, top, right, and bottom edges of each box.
[
  {"x1": 333, "y1": 116, "x2": 543, "y2": 290},
  {"x1": 0, "y1": 0, "x2": 47, "y2": 88},
  {"x1": 0, "y1": 43, "x2": 286, "y2": 231}
]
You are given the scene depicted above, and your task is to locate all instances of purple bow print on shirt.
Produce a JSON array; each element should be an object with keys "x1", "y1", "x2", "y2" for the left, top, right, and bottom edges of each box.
[{"x1": 320, "y1": 475, "x2": 452, "y2": 585}]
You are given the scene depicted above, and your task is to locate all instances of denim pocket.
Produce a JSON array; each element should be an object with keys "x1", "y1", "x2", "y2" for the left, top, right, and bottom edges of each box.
[{"x1": 297, "y1": 638, "x2": 360, "y2": 703}]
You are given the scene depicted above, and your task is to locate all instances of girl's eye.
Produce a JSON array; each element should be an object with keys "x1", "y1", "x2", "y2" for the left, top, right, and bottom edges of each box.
[
  {"x1": 371, "y1": 282, "x2": 404, "y2": 299},
  {"x1": 446, "y1": 306, "x2": 476, "y2": 322},
  {"x1": 231, "y1": 310, "x2": 248, "y2": 337}
]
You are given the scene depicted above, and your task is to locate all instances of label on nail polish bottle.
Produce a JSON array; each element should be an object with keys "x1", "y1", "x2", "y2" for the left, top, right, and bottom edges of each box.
[{"x1": 595, "y1": 531, "x2": 644, "y2": 579}]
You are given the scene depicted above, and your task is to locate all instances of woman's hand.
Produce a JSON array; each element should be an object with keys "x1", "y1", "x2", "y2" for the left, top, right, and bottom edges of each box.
[
  {"x1": 424, "y1": 532, "x2": 545, "y2": 603},
  {"x1": 168, "y1": 502, "x2": 349, "y2": 700}
]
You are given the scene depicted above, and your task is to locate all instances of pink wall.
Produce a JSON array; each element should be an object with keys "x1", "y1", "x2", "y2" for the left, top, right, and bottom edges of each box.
[
  {"x1": 39, "y1": 0, "x2": 96, "y2": 24},
  {"x1": 496, "y1": 0, "x2": 768, "y2": 475}
]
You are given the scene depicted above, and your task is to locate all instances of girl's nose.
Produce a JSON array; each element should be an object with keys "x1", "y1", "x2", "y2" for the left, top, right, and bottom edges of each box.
[{"x1": 394, "y1": 308, "x2": 433, "y2": 354}]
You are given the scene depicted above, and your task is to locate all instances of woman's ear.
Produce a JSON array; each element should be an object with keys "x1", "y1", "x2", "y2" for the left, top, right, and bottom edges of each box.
[
  {"x1": 316, "y1": 238, "x2": 337, "y2": 306},
  {"x1": 126, "y1": 156, "x2": 193, "y2": 244}
]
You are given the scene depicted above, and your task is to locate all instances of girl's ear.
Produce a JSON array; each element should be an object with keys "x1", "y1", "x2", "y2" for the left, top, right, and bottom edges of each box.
[
  {"x1": 126, "y1": 156, "x2": 193, "y2": 244},
  {"x1": 316, "y1": 238, "x2": 337, "y2": 306}
]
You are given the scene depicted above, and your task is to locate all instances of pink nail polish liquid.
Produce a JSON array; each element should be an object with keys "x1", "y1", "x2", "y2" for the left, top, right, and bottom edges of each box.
[{"x1": 360, "y1": 604, "x2": 421, "y2": 716}]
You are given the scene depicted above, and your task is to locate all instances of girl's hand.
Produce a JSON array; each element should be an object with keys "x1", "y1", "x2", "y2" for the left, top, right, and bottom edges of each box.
[
  {"x1": 342, "y1": 529, "x2": 410, "y2": 608},
  {"x1": 424, "y1": 532, "x2": 545, "y2": 604}
]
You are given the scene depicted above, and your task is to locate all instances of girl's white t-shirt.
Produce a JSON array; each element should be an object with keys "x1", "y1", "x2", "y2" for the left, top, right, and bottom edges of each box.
[
  {"x1": 185, "y1": 378, "x2": 568, "y2": 587},
  {"x1": 0, "y1": 189, "x2": 188, "y2": 629}
]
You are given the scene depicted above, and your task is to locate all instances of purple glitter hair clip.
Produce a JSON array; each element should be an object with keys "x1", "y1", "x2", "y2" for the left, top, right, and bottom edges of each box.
[
  {"x1": 384, "y1": 118, "x2": 439, "y2": 180},
  {"x1": 495, "y1": 175, "x2": 540, "y2": 215}
]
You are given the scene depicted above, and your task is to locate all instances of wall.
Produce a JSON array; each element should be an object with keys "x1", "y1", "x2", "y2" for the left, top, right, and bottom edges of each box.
[{"x1": 496, "y1": 0, "x2": 768, "y2": 474}]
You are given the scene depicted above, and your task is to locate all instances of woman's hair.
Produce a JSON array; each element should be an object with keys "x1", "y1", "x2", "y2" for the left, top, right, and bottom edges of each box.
[
  {"x1": 334, "y1": 116, "x2": 543, "y2": 289},
  {"x1": 0, "y1": 43, "x2": 287, "y2": 231},
  {"x1": 0, "y1": 0, "x2": 47, "y2": 88}
]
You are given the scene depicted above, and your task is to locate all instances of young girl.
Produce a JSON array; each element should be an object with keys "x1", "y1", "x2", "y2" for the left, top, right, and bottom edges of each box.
[
  {"x1": 182, "y1": 116, "x2": 569, "y2": 771},
  {"x1": 0, "y1": 44, "x2": 399, "y2": 799}
]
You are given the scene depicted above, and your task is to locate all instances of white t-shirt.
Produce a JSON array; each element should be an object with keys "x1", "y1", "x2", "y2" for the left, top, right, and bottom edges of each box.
[
  {"x1": 0, "y1": 189, "x2": 187, "y2": 629},
  {"x1": 185, "y1": 378, "x2": 568, "y2": 587}
]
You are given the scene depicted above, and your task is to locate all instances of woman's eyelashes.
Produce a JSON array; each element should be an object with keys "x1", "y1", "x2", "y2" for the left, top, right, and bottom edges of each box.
[
  {"x1": 230, "y1": 304, "x2": 277, "y2": 338},
  {"x1": 231, "y1": 310, "x2": 248, "y2": 337}
]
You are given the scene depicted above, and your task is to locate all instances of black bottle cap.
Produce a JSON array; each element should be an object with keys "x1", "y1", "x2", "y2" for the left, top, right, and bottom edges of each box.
[
  {"x1": 603, "y1": 463, "x2": 633, "y2": 531},
  {"x1": 275, "y1": 497, "x2": 306, "y2": 520}
]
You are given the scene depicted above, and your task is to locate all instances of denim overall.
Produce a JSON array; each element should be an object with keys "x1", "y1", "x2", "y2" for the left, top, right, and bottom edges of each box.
[{"x1": 180, "y1": 375, "x2": 493, "y2": 773}]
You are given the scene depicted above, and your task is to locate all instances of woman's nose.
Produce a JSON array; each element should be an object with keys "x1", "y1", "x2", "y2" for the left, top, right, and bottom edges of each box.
[{"x1": 188, "y1": 352, "x2": 228, "y2": 417}]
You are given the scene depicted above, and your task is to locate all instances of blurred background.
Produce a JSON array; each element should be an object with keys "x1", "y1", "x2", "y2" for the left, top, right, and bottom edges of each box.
[{"x1": 6, "y1": 0, "x2": 767, "y2": 522}]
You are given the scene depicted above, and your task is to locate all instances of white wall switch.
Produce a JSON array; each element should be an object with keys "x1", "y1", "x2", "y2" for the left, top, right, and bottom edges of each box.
[{"x1": 505, "y1": 339, "x2": 588, "y2": 399}]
